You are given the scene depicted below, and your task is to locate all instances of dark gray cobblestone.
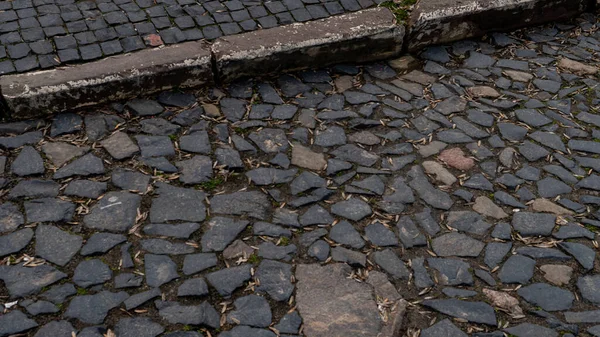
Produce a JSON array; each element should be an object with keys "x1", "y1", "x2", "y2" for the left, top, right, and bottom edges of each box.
[
  {"x1": 0, "y1": 0, "x2": 382, "y2": 74},
  {"x1": 4, "y1": 10, "x2": 600, "y2": 337}
]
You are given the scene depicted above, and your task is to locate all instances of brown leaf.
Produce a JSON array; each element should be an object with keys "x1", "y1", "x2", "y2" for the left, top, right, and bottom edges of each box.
[
  {"x1": 482, "y1": 288, "x2": 524, "y2": 317},
  {"x1": 104, "y1": 329, "x2": 116, "y2": 337}
]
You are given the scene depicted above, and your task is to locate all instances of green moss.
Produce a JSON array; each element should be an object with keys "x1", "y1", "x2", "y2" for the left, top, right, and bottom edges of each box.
[
  {"x1": 379, "y1": 0, "x2": 416, "y2": 22},
  {"x1": 76, "y1": 287, "x2": 88, "y2": 295},
  {"x1": 234, "y1": 127, "x2": 251, "y2": 135},
  {"x1": 279, "y1": 237, "x2": 290, "y2": 246},
  {"x1": 585, "y1": 87, "x2": 596, "y2": 105},
  {"x1": 200, "y1": 177, "x2": 224, "y2": 191},
  {"x1": 247, "y1": 254, "x2": 262, "y2": 264},
  {"x1": 168, "y1": 134, "x2": 177, "y2": 141}
]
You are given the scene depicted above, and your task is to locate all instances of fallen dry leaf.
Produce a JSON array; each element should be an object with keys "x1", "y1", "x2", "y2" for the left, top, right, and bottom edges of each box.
[{"x1": 482, "y1": 288, "x2": 524, "y2": 318}]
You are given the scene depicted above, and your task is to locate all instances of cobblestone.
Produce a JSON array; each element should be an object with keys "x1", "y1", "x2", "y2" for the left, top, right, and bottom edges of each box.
[
  {"x1": 3, "y1": 11, "x2": 600, "y2": 337},
  {"x1": 0, "y1": 0, "x2": 382, "y2": 75}
]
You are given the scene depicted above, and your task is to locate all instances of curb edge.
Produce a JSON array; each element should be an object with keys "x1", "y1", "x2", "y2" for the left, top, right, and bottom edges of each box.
[{"x1": 0, "y1": 0, "x2": 596, "y2": 119}]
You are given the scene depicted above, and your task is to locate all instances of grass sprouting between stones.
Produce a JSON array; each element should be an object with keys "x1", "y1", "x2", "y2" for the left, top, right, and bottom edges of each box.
[{"x1": 379, "y1": 0, "x2": 418, "y2": 22}]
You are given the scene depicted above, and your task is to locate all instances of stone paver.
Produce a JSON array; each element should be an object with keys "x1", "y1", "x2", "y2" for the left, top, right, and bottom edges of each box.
[
  {"x1": 2, "y1": 12, "x2": 600, "y2": 337},
  {"x1": 0, "y1": 0, "x2": 380, "y2": 74}
]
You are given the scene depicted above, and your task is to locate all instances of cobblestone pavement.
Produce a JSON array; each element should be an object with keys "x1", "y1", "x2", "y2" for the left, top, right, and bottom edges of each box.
[
  {"x1": 4, "y1": 11, "x2": 600, "y2": 337},
  {"x1": 0, "y1": 0, "x2": 381, "y2": 74}
]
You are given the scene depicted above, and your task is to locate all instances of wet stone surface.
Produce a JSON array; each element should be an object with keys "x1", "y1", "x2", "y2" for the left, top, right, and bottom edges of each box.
[{"x1": 4, "y1": 12, "x2": 600, "y2": 337}]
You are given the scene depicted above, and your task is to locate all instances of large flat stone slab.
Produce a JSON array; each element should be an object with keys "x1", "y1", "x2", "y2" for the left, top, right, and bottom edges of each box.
[{"x1": 295, "y1": 263, "x2": 382, "y2": 337}]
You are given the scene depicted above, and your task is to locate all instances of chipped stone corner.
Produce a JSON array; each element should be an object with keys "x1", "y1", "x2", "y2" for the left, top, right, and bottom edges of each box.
[{"x1": 407, "y1": 0, "x2": 596, "y2": 51}]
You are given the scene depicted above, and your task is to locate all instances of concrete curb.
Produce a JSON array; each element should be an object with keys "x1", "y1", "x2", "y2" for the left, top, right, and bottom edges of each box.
[
  {"x1": 0, "y1": 0, "x2": 596, "y2": 118},
  {"x1": 212, "y1": 8, "x2": 404, "y2": 82},
  {"x1": 0, "y1": 42, "x2": 213, "y2": 118},
  {"x1": 0, "y1": 8, "x2": 404, "y2": 119},
  {"x1": 408, "y1": 0, "x2": 595, "y2": 51}
]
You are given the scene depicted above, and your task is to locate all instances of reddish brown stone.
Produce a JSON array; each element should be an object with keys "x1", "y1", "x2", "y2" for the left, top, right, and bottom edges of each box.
[
  {"x1": 438, "y1": 148, "x2": 475, "y2": 171},
  {"x1": 144, "y1": 34, "x2": 164, "y2": 47}
]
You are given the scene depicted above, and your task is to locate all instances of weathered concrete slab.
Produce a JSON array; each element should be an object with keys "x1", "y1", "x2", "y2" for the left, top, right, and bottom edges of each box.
[
  {"x1": 408, "y1": 0, "x2": 595, "y2": 50},
  {"x1": 212, "y1": 8, "x2": 404, "y2": 82},
  {"x1": 0, "y1": 41, "x2": 212, "y2": 119}
]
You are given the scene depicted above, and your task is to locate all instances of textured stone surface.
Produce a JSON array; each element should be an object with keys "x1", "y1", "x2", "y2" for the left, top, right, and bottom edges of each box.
[
  {"x1": 421, "y1": 319, "x2": 467, "y2": 337},
  {"x1": 115, "y1": 317, "x2": 165, "y2": 337},
  {"x1": 0, "y1": 16, "x2": 600, "y2": 336},
  {"x1": 432, "y1": 233, "x2": 485, "y2": 257},
  {"x1": 206, "y1": 264, "x2": 252, "y2": 297},
  {"x1": 422, "y1": 299, "x2": 496, "y2": 325},
  {"x1": 101, "y1": 131, "x2": 139, "y2": 160},
  {"x1": 84, "y1": 192, "x2": 141, "y2": 232},
  {"x1": 296, "y1": 263, "x2": 381, "y2": 336},
  {"x1": 42, "y1": 142, "x2": 87, "y2": 167},
  {"x1": 150, "y1": 183, "x2": 206, "y2": 223},
  {"x1": 541, "y1": 264, "x2": 573, "y2": 286},
  {"x1": 517, "y1": 283, "x2": 574, "y2": 311},
  {"x1": 35, "y1": 225, "x2": 82, "y2": 266},
  {"x1": 159, "y1": 302, "x2": 219, "y2": 328},
  {"x1": 291, "y1": 144, "x2": 327, "y2": 171},
  {"x1": 64, "y1": 291, "x2": 129, "y2": 324},
  {"x1": 201, "y1": 217, "x2": 248, "y2": 252},
  {"x1": 145, "y1": 254, "x2": 179, "y2": 288},
  {"x1": 255, "y1": 259, "x2": 294, "y2": 302},
  {"x1": 439, "y1": 147, "x2": 475, "y2": 170},
  {"x1": 0, "y1": 228, "x2": 33, "y2": 257},
  {"x1": 0, "y1": 310, "x2": 38, "y2": 336},
  {"x1": 210, "y1": 191, "x2": 270, "y2": 220}
]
